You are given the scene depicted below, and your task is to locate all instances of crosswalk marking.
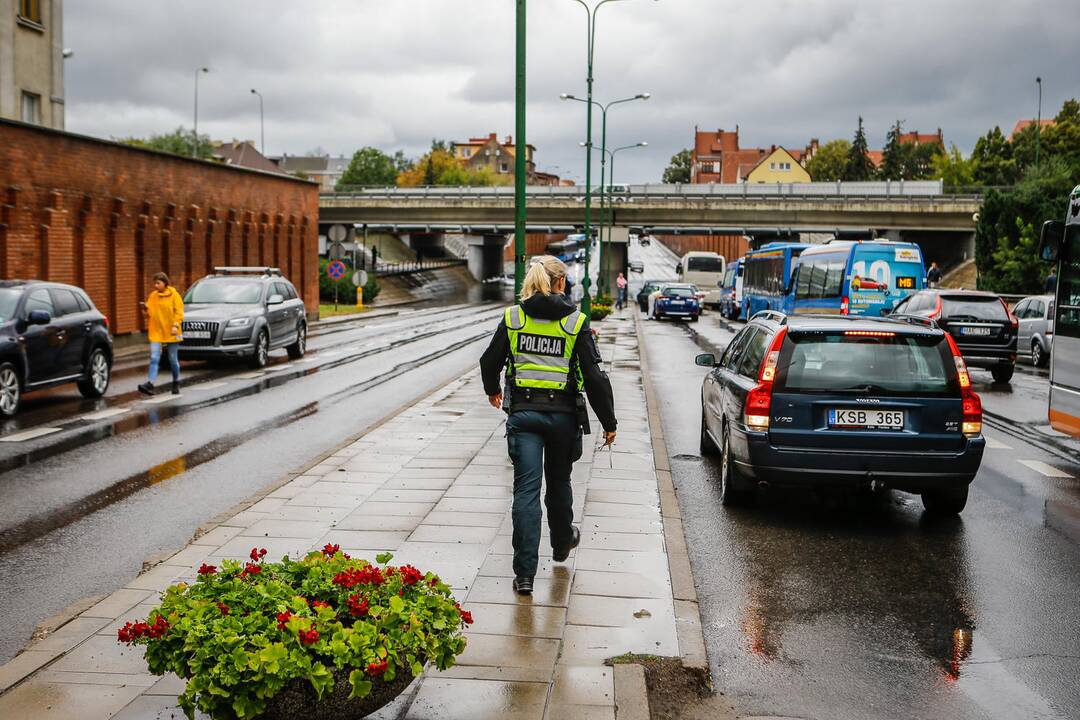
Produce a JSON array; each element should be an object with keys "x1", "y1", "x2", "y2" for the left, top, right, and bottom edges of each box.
[
  {"x1": 1017, "y1": 459, "x2": 1074, "y2": 478},
  {"x1": 141, "y1": 395, "x2": 178, "y2": 405},
  {"x1": 79, "y1": 408, "x2": 131, "y2": 422},
  {"x1": 984, "y1": 436, "x2": 1011, "y2": 449},
  {"x1": 0, "y1": 426, "x2": 63, "y2": 442}
]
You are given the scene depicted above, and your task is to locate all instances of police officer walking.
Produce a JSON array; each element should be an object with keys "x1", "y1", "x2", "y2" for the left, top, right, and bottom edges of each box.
[{"x1": 480, "y1": 255, "x2": 617, "y2": 595}]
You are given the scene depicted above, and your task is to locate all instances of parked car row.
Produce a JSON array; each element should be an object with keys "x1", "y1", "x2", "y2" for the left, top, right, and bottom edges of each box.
[{"x1": 0, "y1": 268, "x2": 307, "y2": 417}]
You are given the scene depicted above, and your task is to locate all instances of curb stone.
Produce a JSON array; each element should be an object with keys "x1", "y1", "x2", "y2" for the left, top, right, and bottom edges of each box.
[{"x1": 614, "y1": 664, "x2": 650, "y2": 720}]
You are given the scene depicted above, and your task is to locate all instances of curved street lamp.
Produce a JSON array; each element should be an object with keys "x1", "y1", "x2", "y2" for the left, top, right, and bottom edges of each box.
[
  {"x1": 193, "y1": 67, "x2": 209, "y2": 158},
  {"x1": 250, "y1": 89, "x2": 265, "y2": 155}
]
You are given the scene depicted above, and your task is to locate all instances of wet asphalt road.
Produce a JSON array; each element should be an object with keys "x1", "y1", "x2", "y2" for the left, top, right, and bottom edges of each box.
[
  {"x1": 640, "y1": 313, "x2": 1080, "y2": 720},
  {"x1": 0, "y1": 295, "x2": 510, "y2": 664}
]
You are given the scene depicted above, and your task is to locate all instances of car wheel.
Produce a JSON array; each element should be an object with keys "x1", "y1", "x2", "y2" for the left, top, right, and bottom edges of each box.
[
  {"x1": 77, "y1": 348, "x2": 111, "y2": 398},
  {"x1": 720, "y1": 424, "x2": 751, "y2": 506},
  {"x1": 250, "y1": 330, "x2": 270, "y2": 369},
  {"x1": 991, "y1": 363, "x2": 1014, "y2": 384},
  {"x1": 699, "y1": 409, "x2": 718, "y2": 456},
  {"x1": 0, "y1": 362, "x2": 20, "y2": 417},
  {"x1": 1031, "y1": 341, "x2": 1047, "y2": 368},
  {"x1": 921, "y1": 485, "x2": 969, "y2": 515},
  {"x1": 287, "y1": 323, "x2": 307, "y2": 360}
]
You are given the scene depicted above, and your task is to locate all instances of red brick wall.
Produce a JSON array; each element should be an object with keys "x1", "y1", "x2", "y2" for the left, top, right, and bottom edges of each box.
[
  {"x1": 0, "y1": 120, "x2": 320, "y2": 335},
  {"x1": 503, "y1": 233, "x2": 559, "y2": 261},
  {"x1": 656, "y1": 234, "x2": 749, "y2": 262}
]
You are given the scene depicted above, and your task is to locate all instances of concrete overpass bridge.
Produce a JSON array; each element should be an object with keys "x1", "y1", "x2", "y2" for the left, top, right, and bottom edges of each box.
[{"x1": 318, "y1": 182, "x2": 983, "y2": 279}]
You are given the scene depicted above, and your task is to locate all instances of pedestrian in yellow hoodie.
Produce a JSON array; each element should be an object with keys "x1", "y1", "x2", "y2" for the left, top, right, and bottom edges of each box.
[{"x1": 138, "y1": 272, "x2": 184, "y2": 396}]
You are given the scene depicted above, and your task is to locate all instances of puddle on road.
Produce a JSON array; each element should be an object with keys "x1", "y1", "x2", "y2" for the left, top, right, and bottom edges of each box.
[{"x1": 0, "y1": 403, "x2": 318, "y2": 554}]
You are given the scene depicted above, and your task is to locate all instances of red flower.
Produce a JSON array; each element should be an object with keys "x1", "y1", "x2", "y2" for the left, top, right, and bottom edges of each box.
[
  {"x1": 399, "y1": 565, "x2": 423, "y2": 586},
  {"x1": 197, "y1": 563, "x2": 217, "y2": 576},
  {"x1": 117, "y1": 616, "x2": 169, "y2": 644},
  {"x1": 347, "y1": 594, "x2": 369, "y2": 617},
  {"x1": 249, "y1": 547, "x2": 268, "y2": 562},
  {"x1": 310, "y1": 600, "x2": 332, "y2": 610},
  {"x1": 428, "y1": 577, "x2": 440, "y2": 587},
  {"x1": 276, "y1": 611, "x2": 292, "y2": 630},
  {"x1": 298, "y1": 628, "x2": 320, "y2": 645},
  {"x1": 240, "y1": 562, "x2": 262, "y2": 578},
  {"x1": 322, "y1": 543, "x2": 340, "y2": 557},
  {"x1": 343, "y1": 552, "x2": 352, "y2": 560},
  {"x1": 217, "y1": 602, "x2": 230, "y2": 616},
  {"x1": 332, "y1": 565, "x2": 384, "y2": 589},
  {"x1": 366, "y1": 659, "x2": 388, "y2": 676},
  {"x1": 459, "y1": 609, "x2": 474, "y2": 625}
]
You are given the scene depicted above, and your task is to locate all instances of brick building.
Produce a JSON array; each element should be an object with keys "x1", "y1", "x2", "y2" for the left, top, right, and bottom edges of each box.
[
  {"x1": 1, "y1": 0, "x2": 66, "y2": 129},
  {"x1": 691, "y1": 127, "x2": 819, "y2": 184},
  {"x1": 452, "y1": 132, "x2": 560, "y2": 185},
  {"x1": 0, "y1": 119, "x2": 320, "y2": 336}
]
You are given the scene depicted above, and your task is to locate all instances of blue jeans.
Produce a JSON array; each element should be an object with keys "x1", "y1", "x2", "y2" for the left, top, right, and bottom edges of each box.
[
  {"x1": 506, "y1": 410, "x2": 583, "y2": 578},
  {"x1": 617, "y1": 287, "x2": 627, "y2": 309},
  {"x1": 148, "y1": 342, "x2": 180, "y2": 383}
]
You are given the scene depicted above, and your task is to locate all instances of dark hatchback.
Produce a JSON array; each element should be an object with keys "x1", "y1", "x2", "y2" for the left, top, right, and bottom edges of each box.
[
  {"x1": 0, "y1": 281, "x2": 113, "y2": 416},
  {"x1": 637, "y1": 280, "x2": 663, "y2": 311},
  {"x1": 891, "y1": 289, "x2": 1017, "y2": 383},
  {"x1": 697, "y1": 312, "x2": 984, "y2": 514}
]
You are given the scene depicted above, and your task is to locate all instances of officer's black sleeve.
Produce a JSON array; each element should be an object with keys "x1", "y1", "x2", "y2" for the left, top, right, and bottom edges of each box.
[
  {"x1": 479, "y1": 321, "x2": 510, "y2": 396},
  {"x1": 575, "y1": 322, "x2": 618, "y2": 432}
]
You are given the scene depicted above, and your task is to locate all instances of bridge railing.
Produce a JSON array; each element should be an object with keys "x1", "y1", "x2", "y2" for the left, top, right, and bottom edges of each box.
[{"x1": 374, "y1": 258, "x2": 467, "y2": 277}]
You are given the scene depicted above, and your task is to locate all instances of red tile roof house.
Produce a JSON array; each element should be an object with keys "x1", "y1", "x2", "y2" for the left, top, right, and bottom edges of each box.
[{"x1": 690, "y1": 127, "x2": 819, "y2": 183}]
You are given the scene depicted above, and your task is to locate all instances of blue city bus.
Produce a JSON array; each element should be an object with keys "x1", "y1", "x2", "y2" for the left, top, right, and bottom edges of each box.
[
  {"x1": 546, "y1": 234, "x2": 586, "y2": 263},
  {"x1": 790, "y1": 240, "x2": 926, "y2": 316},
  {"x1": 740, "y1": 242, "x2": 811, "y2": 318}
]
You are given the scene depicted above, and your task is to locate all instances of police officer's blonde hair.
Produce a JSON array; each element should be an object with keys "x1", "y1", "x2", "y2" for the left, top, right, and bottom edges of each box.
[{"x1": 521, "y1": 255, "x2": 568, "y2": 300}]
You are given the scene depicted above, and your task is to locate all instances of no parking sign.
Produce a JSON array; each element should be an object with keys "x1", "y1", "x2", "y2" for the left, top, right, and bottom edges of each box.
[{"x1": 327, "y1": 260, "x2": 347, "y2": 280}]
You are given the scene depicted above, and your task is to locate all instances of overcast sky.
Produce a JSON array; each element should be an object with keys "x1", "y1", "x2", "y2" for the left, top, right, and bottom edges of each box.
[{"x1": 65, "y1": 0, "x2": 1078, "y2": 184}]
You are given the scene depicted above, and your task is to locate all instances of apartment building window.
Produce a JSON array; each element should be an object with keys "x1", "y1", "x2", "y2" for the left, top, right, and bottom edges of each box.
[
  {"x1": 18, "y1": 0, "x2": 43, "y2": 24},
  {"x1": 21, "y1": 92, "x2": 41, "y2": 124},
  {"x1": 500, "y1": 163, "x2": 509, "y2": 173},
  {"x1": 769, "y1": 162, "x2": 776, "y2": 170}
]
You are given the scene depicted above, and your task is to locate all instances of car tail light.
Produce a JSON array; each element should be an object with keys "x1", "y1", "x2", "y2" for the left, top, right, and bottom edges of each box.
[
  {"x1": 840, "y1": 296, "x2": 849, "y2": 315},
  {"x1": 945, "y1": 333, "x2": 982, "y2": 437},
  {"x1": 104, "y1": 315, "x2": 110, "y2": 332},
  {"x1": 1001, "y1": 298, "x2": 1019, "y2": 330},
  {"x1": 744, "y1": 328, "x2": 788, "y2": 430},
  {"x1": 928, "y1": 296, "x2": 943, "y2": 321}
]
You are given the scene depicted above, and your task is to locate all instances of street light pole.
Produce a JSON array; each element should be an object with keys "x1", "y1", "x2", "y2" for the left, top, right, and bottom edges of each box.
[
  {"x1": 250, "y1": 88, "x2": 265, "y2": 155},
  {"x1": 514, "y1": 0, "x2": 527, "y2": 301},
  {"x1": 193, "y1": 67, "x2": 208, "y2": 158},
  {"x1": 601, "y1": 141, "x2": 646, "y2": 289},
  {"x1": 1035, "y1": 76, "x2": 1042, "y2": 172}
]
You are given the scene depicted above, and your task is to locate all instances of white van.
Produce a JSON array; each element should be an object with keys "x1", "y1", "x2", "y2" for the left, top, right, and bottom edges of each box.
[{"x1": 677, "y1": 251, "x2": 726, "y2": 308}]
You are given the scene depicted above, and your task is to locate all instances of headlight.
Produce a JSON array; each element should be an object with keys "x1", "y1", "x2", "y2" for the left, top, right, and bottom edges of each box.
[{"x1": 227, "y1": 317, "x2": 253, "y2": 328}]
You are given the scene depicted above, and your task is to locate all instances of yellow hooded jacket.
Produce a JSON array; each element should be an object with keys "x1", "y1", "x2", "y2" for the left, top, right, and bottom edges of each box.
[{"x1": 145, "y1": 286, "x2": 184, "y2": 343}]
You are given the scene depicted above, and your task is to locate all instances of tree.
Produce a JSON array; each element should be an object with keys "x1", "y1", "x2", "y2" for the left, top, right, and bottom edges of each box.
[
  {"x1": 119, "y1": 126, "x2": 212, "y2": 159},
  {"x1": 392, "y1": 150, "x2": 414, "y2": 174},
  {"x1": 336, "y1": 147, "x2": 399, "y2": 189},
  {"x1": 877, "y1": 121, "x2": 906, "y2": 181},
  {"x1": 662, "y1": 149, "x2": 692, "y2": 183},
  {"x1": 1041, "y1": 99, "x2": 1080, "y2": 175},
  {"x1": 971, "y1": 126, "x2": 1016, "y2": 186},
  {"x1": 931, "y1": 144, "x2": 974, "y2": 187},
  {"x1": 843, "y1": 117, "x2": 876, "y2": 181},
  {"x1": 804, "y1": 139, "x2": 850, "y2": 181},
  {"x1": 396, "y1": 148, "x2": 507, "y2": 187},
  {"x1": 906, "y1": 141, "x2": 943, "y2": 180}
]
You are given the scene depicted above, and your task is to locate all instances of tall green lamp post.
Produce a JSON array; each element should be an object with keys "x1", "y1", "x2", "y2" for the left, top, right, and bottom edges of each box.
[{"x1": 514, "y1": 0, "x2": 527, "y2": 301}]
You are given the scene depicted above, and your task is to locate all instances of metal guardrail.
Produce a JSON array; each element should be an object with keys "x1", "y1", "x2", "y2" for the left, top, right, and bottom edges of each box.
[{"x1": 373, "y1": 258, "x2": 467, "y2": 277}]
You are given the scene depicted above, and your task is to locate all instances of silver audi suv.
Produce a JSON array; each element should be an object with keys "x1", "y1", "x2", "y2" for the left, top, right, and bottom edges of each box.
[{"x1": 179, "y1": 267, "x2": 307, "y2": 368}]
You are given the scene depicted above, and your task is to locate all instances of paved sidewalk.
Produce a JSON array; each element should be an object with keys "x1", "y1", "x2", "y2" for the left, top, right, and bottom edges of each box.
[{"x1": 0, "y1": 312, "x2": 691, "y2": 719}]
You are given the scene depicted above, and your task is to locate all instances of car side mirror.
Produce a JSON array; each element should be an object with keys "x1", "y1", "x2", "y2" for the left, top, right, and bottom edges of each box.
[
  {"x1": 267, "y1": 294, "x2": 285, "y2": 306},
  {"x1": 1039, "y1": 220, "x2": 1064, "y2": 262},
  {"x1": 694, "y1": 353, "x2": 716, "y2": 367},
  {"x1": 27, "y1": 310, "x2": 51, "y2": 326}
]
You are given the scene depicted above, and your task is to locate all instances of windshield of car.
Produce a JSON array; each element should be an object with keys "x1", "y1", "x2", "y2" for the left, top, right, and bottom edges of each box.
[
  {"x1": 0, "y1": 288, "x2": 22, "y2": 322},
  {"x1": 185, "y1": 279, "x2": 263, "y2": 304},
  {"x1": 776, "y1": 332, "x2": 955, "y2": 396},
  {"x1": 942, "y1": 296, "x2": 1007, "y2": 321},
  {"x1": 662, "y1": 286, "x2": 694, "y2": 298}
]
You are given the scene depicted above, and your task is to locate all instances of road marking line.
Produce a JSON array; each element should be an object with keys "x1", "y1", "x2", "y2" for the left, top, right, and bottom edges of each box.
[
  {"x1": 984, "y1": 436, "x2": 1011, "y2": 449},
  {"x1": 1017, "y1": 459, "x2": 1074, "y2": 478},
  {"x1": 0, "y1": 426, "x2": 63, "y2": 442},
  {"x1": 233, "y1": 371, "x2": 265, "y2": 379},
  {"x1": 79, "y1": 408, "x2": 131, "y2": 421},
  {"x1": 188, "y1": 381, "x2": 228, "y2": 391},
  {"x1": 141, "y1": 395, "x2": 178, "y2": 405}
]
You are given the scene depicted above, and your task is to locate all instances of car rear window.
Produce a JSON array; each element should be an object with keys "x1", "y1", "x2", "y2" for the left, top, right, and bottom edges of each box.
[
  {"x1": 776, "y1": 332, "x2": 956, "y2": 396},
  {"x1": 185, "y1": 279, "x2": 263, "y2": 304},
  {"x1": 663, "y1": 287, "x2": 694, "y2": 298},
  {"x1": 942, "y1": 296, "x2": 1007, "y2": 321}
]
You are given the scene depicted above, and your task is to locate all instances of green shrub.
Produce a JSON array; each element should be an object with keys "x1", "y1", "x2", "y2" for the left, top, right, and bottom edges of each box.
[
  {"x1": 118, "y1": 548, "x2": 470, "y2": 719},
  {"x1": 591, "y1": 304, "x2": 613, "y2": 321},
  {"x1": 318, "y1": 259, "x2": 381, "y2": 304}
]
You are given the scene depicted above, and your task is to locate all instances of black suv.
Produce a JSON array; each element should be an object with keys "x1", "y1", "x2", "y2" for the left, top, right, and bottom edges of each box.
[
  {"x1": 0, "y1": 281, "x2": 113, "y2": 416},
  {"x1": 180, "y1": 267, "x2": 307, "y2": 368},
  {"x1": 891, "y1": 289, "x2": 1017, "y2": 383}
]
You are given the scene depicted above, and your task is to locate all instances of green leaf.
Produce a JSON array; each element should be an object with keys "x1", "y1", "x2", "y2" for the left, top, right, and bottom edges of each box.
[
  {"x1": 389, "y1": 596, "x2": 405, "y2": 614},
  {"x1": 348, "y1": 669, "x2": 373, "y2": 699},
  {"x1": 308, "y1": 662, "x2": 334, "y2": 700},
  {"x1": 258, "y1": 643, "x2": 288, "y2": 674},
  {"x1": 376, "y1": 552, "x2": 393, "y2": 565}
]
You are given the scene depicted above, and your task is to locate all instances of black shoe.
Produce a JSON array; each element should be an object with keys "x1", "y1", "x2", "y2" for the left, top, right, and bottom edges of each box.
[
  {"x1": 138, "y1": 382, "x2": 154, "y2": 396},
  {"x1": 552, "y1": 526, "x2": 580, "y2": 563},
  {"x1": 171, "y1": 381, "x2": 180, "y2": 395},
  {"x1": 512, "y1": 576, "x2": 533, "y2": 596}
]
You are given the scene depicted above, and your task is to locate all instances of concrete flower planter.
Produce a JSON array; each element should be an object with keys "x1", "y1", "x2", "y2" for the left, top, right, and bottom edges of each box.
[{"x1": 258, "y1": 665, "x2": 417, "y2": 720}]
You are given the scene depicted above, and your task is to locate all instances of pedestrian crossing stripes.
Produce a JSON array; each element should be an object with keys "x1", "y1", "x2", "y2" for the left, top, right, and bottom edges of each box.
[
  {"x1": 141, "y1": 395, "x2": 178, "y2": 405},
  {"x1": 78, "y1": 408, "x2": 131, "y2": 422},
  {"x1": 984, "y1": 436, "x2": 1011, "y2": 449},
  {"x1": 1017, "y1": 459, "x2": 1074, "y2": 478}
]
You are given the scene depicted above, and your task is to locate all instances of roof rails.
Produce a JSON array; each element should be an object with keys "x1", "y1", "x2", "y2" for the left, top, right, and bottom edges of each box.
[
  {"x1": 750, "y1": 309, "x2": 788, "y2": 325},
  {"x1": 213, "y1": 266, "x2": 282, "y2": 277},
  {"x1": 886, "y1": 313, "x2": 939, "y2": 330}
]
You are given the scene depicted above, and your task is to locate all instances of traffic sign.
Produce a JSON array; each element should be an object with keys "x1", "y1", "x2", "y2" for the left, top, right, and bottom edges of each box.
[
  {"x1": 328, "y1": 243, "x2": 346, "y2": 261},
  {"x1": 328, "y1": 224, "x2": 348, "y2": 243},
  {"x1": 327, "y1": 260, "x2": 347, "y2": 280},
  {"x1": 352, "y1": 270, "x2": 369, "y2": 287}
]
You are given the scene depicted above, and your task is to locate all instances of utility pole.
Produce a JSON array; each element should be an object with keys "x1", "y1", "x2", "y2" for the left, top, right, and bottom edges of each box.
[
  {"x1": 250, "y1": 88, "x2": 265, "y2": 155},
  {"x1": 193, "y1": 67, "x2": 208, "y2": 158},
  {"x1": 1035, "y1": 76, "x2": 1043, "y2": 172},
  {"x1": 514, "y1": 0, "x2": 527, "y2": 301}
]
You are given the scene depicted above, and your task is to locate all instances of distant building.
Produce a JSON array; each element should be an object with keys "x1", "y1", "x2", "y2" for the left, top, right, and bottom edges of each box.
[
  {"x1": 744, "y1": 146, "x2": 812, "y2": 184},
  {"x1": 1008, "y1": 119, "x2": 1054, "y2": 141},
  {"x1": 1, "y1": 0, "x2": 66, "y2": 129},
  {"x1": 867, "y1": 128, "x2": 945, "y2": 168},
  {"x1": 212, "y1": 141, "x2": 286, "y2": 175},
  {"x1": 273, "y1": 154, "x2": 351, "y2": 191},
  {"x1": 452, "y1": 132, "x2": 559, "y2": 185},
  {"x1": 691, "y1": 127, "x2": 817, "y2": 184}
]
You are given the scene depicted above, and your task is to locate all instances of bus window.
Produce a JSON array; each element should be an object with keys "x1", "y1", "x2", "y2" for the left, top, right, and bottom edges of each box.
[
  {"x1": 687, "y1": 255, "x2": 725, "y2": 273},
  {"x1": 1057, "y1": 227, "x2": 1080, "y2": 338}
]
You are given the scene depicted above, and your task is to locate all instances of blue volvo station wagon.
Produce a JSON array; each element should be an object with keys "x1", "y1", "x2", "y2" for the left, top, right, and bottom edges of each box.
[{"x1": 696, "y1": 311, "x2": 985, "y2": 514}]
